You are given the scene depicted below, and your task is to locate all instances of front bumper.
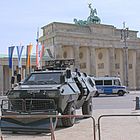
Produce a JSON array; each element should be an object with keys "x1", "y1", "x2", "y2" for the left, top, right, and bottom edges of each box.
[{"x1": 1, "y1": 99, "x2": 58, "y2": 132}]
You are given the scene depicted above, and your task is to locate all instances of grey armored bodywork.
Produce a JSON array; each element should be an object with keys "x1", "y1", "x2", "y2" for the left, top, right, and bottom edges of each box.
[{"x1": 1, "y1": 68, "x2": 97, "y2": 132}]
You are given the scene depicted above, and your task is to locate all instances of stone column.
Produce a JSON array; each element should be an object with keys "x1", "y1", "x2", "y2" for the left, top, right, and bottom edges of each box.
[
  {"x1": 85, "y1": 47, "x2": 90, "y2": 74},
  {"x1": 103, "y1": 49, "x2": 110, "y2": 76},
  {"x1": 131, "y1": 50, "x2": 136, "y2": 89},
  {"x1": 108, "y1": 48, "x2": 115, "y2": 76},
  {"x1": 55, "y1": 44, "x2": 63, "y2": 59},
  {"x1": 136, "y1": 49, "x2": 140, "y2": 89},
  {"x1": 89, "y1": 47, "x2": 96, "y2": 75},
  {"x1": 73, "y1": 45, "x2": 80, "y2": 70}
]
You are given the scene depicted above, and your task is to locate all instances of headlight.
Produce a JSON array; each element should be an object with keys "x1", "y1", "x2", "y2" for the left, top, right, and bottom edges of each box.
[
  {"x1": 47, "y1": 90, "x2": 59, "y2": 97},
  {"x1": 27, "y1": 90, "x2": 40, "y2": 94},
  {"x1": 8, "y1": 91, "x2": 20, "y2": 98}
]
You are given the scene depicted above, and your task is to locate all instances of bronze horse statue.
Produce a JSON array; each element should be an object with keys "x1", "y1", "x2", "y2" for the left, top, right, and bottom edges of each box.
[
  {"x1": 73, "y1": 3, "x2": 101, "y2": 25},
  {"x1": 87, "y1": 3, "x2": 101, "y2": 24}
]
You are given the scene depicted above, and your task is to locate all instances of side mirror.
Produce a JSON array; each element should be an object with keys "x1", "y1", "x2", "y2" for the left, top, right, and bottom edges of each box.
[
  {"x1": 60, "y1": 75, "x2": 65, "y2": 83},
  {"x1": 83, "y1": 72, "x2": 87, "y2": 77},
  {"x1": 11, "y1": 76, "x2": 15, "y2": 84},
  {"x1": 17, "y1": 74, "x2": 21, "y2": 83},
  {"x1": 66, "y1": 69, "x2": 71, "y2": 79}
]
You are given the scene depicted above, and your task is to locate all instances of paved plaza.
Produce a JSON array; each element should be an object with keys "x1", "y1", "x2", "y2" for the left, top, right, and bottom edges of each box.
[{"x1": 1, "y1": 91, "x2": 140, "y2": 140}]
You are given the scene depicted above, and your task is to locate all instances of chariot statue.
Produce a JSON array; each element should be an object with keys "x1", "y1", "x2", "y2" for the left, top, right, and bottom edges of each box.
[
  {"x1": 87, "y1": 3, "x2": 101, "y2": 24},
  {"x1": 73, "y1": 3, "x2": 101, "y2": 25}
]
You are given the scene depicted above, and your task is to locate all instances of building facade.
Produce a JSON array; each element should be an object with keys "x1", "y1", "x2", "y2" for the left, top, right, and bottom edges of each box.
[
  {"x1": 0, "y1": 56, "x2": 37, "y2": 95},
  {"x1": 40, "y1": 22, "x2": 140, "y2": 89}
]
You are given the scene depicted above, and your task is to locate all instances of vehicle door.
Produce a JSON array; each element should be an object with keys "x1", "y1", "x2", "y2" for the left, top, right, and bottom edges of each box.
[{"x1": 103, "y1": 80, "x2": 113, "y2": 94}]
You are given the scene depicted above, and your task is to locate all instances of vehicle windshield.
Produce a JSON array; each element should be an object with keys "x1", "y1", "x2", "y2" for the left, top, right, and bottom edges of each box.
[
  {"x1": 23, "y1": 72, "x2": 63, "y2": 85},
  {"x1": 114, "y1": 79, "x2": 121, "y2": 86}
]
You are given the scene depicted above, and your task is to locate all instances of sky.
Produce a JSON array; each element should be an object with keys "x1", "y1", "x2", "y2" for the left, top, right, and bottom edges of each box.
[{"x1": 0, "y1": 0, "x2": 140, "y2": 55}]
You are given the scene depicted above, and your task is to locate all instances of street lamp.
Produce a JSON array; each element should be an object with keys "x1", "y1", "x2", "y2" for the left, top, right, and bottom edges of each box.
[{"x1": 121, "y1": 22, "x2": 129, "y2": 87}]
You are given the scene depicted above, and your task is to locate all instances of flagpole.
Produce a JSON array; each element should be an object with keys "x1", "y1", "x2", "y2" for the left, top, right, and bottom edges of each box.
[
  {"x1": 29, "y1": 44, "x2": 31, "y2": 74},
  {"x1": 36, "y1": 27, "x2": 39, "y2": 69},
  {"x1": 25, "y1": 45, "x2": 28, "y2": 77},
  {"x1": 25, "y1": 45, "x2": 27, "y2": 78},
  {"x1": 11, "y1": 46, "x2": 14, "y2": 77},
  {"x1": 12, "y1": 51, "x2": 14, "y2": 86},
  {"x1": 28, "y1": 43, "x2": 31, "y2": 74}
]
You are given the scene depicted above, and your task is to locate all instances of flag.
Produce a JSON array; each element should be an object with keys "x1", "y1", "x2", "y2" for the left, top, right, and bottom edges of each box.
[
  {"x1": 40, "y1": 44, "x2": 44, "y2": 59},
  {"x1": 36, "y1": 43, "x2": 39, "y2": 68},
  {"x1": 8, "y1": 46, "x2": 15, "y2": 69},
  {"x1": 16, "y1": 46, "x2": 24, "y2": 68},
  {"x1": 26, "y1": 44, "x2": 33, "y2": 68},
  {"x1": 36, "y1": 44, "x2": 44, "y2": 68}
]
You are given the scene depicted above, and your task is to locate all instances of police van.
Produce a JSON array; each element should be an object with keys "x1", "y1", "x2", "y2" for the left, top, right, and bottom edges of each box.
[{"x1": 93, "y1": 76, "x2": 127, "y2": 97}]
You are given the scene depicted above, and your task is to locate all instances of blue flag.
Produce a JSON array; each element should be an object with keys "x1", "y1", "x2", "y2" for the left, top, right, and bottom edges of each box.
[
  {"x1": 16, "y1": 46, "x2": 24, "y2": 68},
  {"x1": 8, "y1": 46, "x2": 15, "y2": 69}
]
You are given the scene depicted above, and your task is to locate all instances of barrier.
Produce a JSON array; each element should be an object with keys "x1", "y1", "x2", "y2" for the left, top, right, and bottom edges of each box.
[
  {"x1": 97, "y1": 114, "x2": 140, "y2": 140},
  {"x1": 135, "y1": 96, "x2": 140, "y2": 110},
  {"x1": 0, "y1": 114, "x2": 96, "y2": 140},
  {"x1": 2, "y1": 113, "x2": 140, "y2": 140}
]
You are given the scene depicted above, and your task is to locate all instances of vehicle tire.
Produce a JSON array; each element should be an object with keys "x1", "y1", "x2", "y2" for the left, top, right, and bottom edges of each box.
[
  {"x1": 118, "y1": 91, "x2": 124, "y2": 96},
  {"x1": 62, "y1": 102, "x2": 76, "y2": 127},
  {"x1": 82, "y1": 97, "x2": 93, "y2": 116},
  {"x1": 94, "y1": 91, "x2": 99, "y2": 97}
]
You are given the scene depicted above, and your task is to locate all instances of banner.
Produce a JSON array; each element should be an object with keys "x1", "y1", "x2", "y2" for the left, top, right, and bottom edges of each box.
[
  {"x1": 26, "y1": 44, "x2": 33, "y2": 68},
  {"x1": 16, "y1": 46, "x2": 24, "y2": 68},
  {"x1": 36, "y1": 44, "x2": 44, "y2": 69},
  {"x1": 36, "y1": 44, "x2": 39, "y2": 68},
  {"x1": 40, "y1": 44, "x2": 44, "y2": 59},
  {"x1": 8, "y1": 46, "x2": 15, "y2": 69}
]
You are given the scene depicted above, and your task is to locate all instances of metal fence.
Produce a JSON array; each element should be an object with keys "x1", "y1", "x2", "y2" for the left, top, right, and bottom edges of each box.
[
  {"x1": 98, "y1": 114, "x2": 140, "y2": 140},
  {"x1": 0, "y1": 114, "x2": 96, "y2": 140},
  {"x1": 1, "y1": 111, "x2": 140, "y2": 140}
]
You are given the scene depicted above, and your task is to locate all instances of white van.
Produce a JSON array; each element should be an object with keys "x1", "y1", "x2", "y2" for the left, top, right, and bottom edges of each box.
[{"x1": 93, "y1": 76, "x2": 127, "y2": 97}]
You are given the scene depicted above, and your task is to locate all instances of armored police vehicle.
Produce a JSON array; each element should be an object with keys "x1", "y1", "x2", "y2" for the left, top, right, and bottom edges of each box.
[{"x1": 1, "y1": 59, "x2": 97, "y2": 133}]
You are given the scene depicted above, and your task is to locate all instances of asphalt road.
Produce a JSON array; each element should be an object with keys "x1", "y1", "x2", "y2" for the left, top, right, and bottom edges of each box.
[{"x1": 92, "y1": 91, "x2": 138, "y2": 110}]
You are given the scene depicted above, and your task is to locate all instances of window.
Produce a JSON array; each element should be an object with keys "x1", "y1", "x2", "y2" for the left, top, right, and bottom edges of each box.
[
  {"x1": 104, "y1": 80, "x2": 112, "y2": 85},
  {"x1": 23, "y1": 72, "x2": 62, "y2": 85},
  {"x1": 114, "y1": 79, "x2": 121, "y2": 86},
  {"x1": 95, "y1": 80, "x2": 103, "y2": 85},
  {"x1": 88, "y1": 78, "x2": 95, "y2": 87}
]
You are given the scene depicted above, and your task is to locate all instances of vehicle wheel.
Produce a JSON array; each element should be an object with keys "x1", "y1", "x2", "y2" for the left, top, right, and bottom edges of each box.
[
  {"x1": 94, "y1": 91, "x2": 99, "y2": 97},
  {"x1": 118, "y1": 91, "x2": 124, "y2": 96},
  {"x1": 62, "y1": 102, "x2": 76, "y2": 127},
  {"x1": 82, "y1": 97, "x2": 93, "y2": 116}
]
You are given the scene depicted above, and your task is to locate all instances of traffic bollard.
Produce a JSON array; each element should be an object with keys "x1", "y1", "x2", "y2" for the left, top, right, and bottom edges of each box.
[{"x1": 135, "y1": 97, "x2": 139, "y2": 110}]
